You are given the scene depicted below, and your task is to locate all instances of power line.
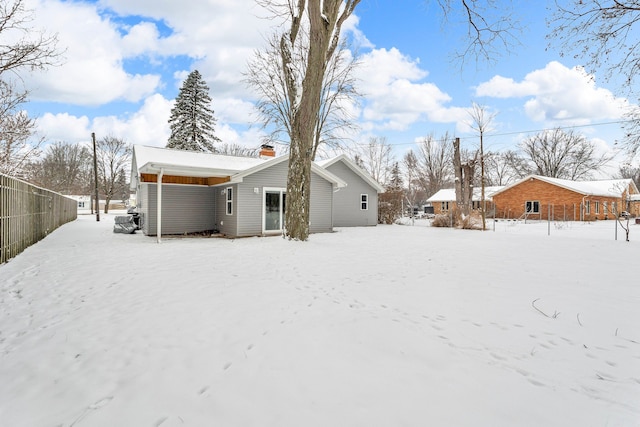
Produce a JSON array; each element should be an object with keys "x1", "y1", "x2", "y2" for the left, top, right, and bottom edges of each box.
[{"x1": 352, "y1": 118, "x2": 633, "y2": 149}]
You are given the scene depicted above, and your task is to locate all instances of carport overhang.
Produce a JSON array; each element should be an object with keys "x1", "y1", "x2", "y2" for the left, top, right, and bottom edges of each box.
[{"x1": 139, "y1": 162, "x2": 240, "y2": 244}]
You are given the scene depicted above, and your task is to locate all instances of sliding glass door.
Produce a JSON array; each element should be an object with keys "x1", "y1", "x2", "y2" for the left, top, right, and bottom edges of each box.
[{"x1": 264, "y1": 188, "x2": 286, "y2": 233}]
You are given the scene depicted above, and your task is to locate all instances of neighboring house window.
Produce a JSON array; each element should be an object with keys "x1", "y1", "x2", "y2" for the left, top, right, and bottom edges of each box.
[
  {"x1": 603, "y1": 201, "x2": 608, "y2": 215},
  {"x1": 612, "y1": 201, "x2": 617, "y2": 214},
  {"x1": 594, "y1": 201, "x2": 599, "y2": 214},
  {"x1": 78, "y1": 202, "x2": 85, "y2": 208},
  {"x1": 226, "y1": 187, "x2": 233, "y2": 215},
  {"x1": 525, "y1": 201, "x2": 539, "y2": 214},
  {"x1": 361, "y1": 194, "x2": 369, "y2": 210},
  {"x1": 585, "y1": 200, "x2": 591, "y2": 215},
  {"x1": 441, "y1": 201, "x2": 449, "y2": 212}
]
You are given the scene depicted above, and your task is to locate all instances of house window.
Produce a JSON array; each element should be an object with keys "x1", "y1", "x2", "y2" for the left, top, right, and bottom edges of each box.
[
  {"x1": 441, "y1": 201, "x2": 449, "y2": 212},
  {"x1": 226, "y1": 187, "x2": 233, "y2": 215},
  {"x1": 585, "y1": 200, "x2": 591, "y2": 215},
  {"x1": 594, "y1": 201, "x2": 599, "y2": 214},
  {"x1": 603, "y1": 201, "x2": 608, "y2": 215},
  {"x1": 525, "y1": 201, "x2": 539, "y2": 214},
  {"x1": 361, "y1": 194, "x2": 369, "y2": 210},
  {"x1": 78, "y1": 201, "x2": 85, "y2": 208},
  {"x1": 612, "y1": 201, "x2": 617, "y2": 214}
]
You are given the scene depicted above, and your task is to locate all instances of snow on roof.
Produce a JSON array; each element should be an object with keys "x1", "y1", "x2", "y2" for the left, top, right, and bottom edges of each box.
[
  {"x1": 492, "y1": 175, "x2": 636, "y2": 198},
  {"x1": 426, "y1": 186, "x2": 504, "y2": 202},
  {"x1": 131, "y1": 145, "x2": 347, "y2": 189},
  {"x1": 133, "y1": 145, "x2": 267, "y2": 177}
]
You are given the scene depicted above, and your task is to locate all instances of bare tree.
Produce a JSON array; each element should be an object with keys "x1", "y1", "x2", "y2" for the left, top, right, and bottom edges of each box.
[
  {"x1": 520, "y1": 128, "x2": 612, "y2": 180},
  {"x1": 29, "y1": 141, "x2": 92, "y2": 194},
  {"x1": 467, "y1": 102, "x2": 496, "y2": 230},
  {"x1": 483, "y1": 151, "x2": 521, "y2": 185},
  {"x1": 453, "y1": 137, "x2": 477, "y2": 217},
  {"x1": 622, "y1": 105, "x2": 640, "y2": 159},
  {"x1": 618, "y1": 163, "x2": 640, "y2": 188},
  {"x1": 403, "y1": 150, "x2": 422, "y2": 218},
  {"x1": 437, "y1": 0, "x2": 521, "y2": 65},
  {"x1": 96, "y1": 136, "x2": 131, "y2": 213},
  {"x1": 255, "y1": 0, "x2": 520, "y2": 240},
  {"x1": 215, "y1": 143, "x2": 259, "y2": 157},
  {"x1": 253, "y1": 0, "x2": 361, "y2": 240},
  {"x1": 246, "y1": 33, "x2": 360, "y2": 159},
  {"x1": 548, "y1": 1, "x2": 640, "y2": 157},
  {"x1": 352, "y1": 136, "x2": 394, "y2": 187},
  {"x1": 502, "y1": 149, "x2": 531, "y2": 180},
  {"x1": 549, "y1": 0, "x2": 640, "y2": 90},
  {"x1": 415, "y1": 133, "x2": 453, "y2": 197},
  {"x1": 0, "y1": 0, "x2": 62, "y2": 76},
  {"x1": 0, "y1": 0, "x2": 62, "y2": 177},
  {"x1": 378, "y1": 161, "x2": 404, "y2": 224},
  {"x1": 0, "y1": 81, "x2": 41, "y2": 176}
]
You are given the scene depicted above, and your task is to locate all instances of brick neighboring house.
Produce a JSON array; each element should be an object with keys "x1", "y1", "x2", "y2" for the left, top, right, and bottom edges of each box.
[
  {"x1": 491, "y1": 175, "x2": 639, "y2": 221},
  {"x1": 426, "y1": 186, "x2": 504, "y2": 216}
]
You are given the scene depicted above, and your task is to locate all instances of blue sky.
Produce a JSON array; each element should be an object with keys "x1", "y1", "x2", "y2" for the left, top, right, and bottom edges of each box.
[{"x1": 20, "y1": 0, "x2": 634, "y2": 176}]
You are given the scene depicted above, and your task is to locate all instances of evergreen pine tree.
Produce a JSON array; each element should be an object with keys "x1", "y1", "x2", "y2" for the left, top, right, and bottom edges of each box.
[
  {"x1": 388, "y1": 162, "x2": 403, "y2": 191},
  {"x1": 167, "y1": 70, "x2": 220, "y2": 152}
]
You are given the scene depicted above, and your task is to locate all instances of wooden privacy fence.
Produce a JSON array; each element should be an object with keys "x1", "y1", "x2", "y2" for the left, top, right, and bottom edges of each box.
[{"x1": 0, "y1": 173, "x2": 77, "y2": 264}]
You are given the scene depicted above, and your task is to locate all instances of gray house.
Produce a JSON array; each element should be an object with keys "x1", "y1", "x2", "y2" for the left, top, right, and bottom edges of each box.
[
  {"x1": 318, "y1": 155, "x2": 384, "y2": 227},
  {"x1": 131, "y1": 145, "x2": 356, "y2": 239}
]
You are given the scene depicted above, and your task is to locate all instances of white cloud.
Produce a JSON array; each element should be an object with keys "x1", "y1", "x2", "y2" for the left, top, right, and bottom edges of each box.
[
  {"x1": 99, "y1": 0, "x2": 275, "y2": 95},
  {"x1": 36, "y1": 113, "x2": 92, "y2": 142},
  {"x1": 35, "y1": 94, "x2": 171, "y2": 146},
  {"x1": 356, "y1": 48, "x2": 463, "y2": 131},
  {"x1": 121, "y1": 22, "x2": 160, "y2": 57},
  {"x1": 35, "y1": 93, "x2": 260, "y2": 149},
  {"x1": 215, "y1": 97, "x2": 258, "y2": 125},
  {"x1": 343, "y1": 14, "x2": 374, "y2": 50},
  {"x1": 476, "y1": 61, "x2": 630, "y2": 123},
  {"x1": 216, "y1": 124, "x2": 266, "y2": 149},
  {"x1": 25, "y1": 0, "x2": 161, "y2": 105}
]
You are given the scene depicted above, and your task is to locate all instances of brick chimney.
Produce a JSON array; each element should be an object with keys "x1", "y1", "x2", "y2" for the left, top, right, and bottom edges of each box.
[{"x1": 259, "y1": 144, "x2": 276, "y2": 159}]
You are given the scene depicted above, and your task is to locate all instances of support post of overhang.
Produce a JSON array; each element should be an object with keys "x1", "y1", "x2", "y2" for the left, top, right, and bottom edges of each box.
[{"x1": 157, "y1": 168, "x2": 163, "y2": 243}]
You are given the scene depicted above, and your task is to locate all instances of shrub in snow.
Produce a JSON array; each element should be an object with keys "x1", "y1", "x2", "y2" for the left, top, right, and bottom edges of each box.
[
  {"x1": 431, "y1": 214, "x2": 454, "y2": 228},
  {"x1": 461, "y1": 213, "x2": 483, "y2": 230}
]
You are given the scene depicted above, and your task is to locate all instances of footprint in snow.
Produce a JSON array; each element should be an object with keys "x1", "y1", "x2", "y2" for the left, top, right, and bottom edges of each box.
[
  {"x1": 527, "y1": 378, "x2": 545, "y2": 387},
  {"x1": 89, "y1": 396, "x2": 113, "y2": 409},
  {"x1": 69, "y1": 396, "x2": 114, "y2": 427}
]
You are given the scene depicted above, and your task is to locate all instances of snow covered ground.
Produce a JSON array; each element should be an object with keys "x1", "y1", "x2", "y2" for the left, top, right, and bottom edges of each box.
[{"x1": 1, "y1": 214, "x2": 639, "y2": 426}]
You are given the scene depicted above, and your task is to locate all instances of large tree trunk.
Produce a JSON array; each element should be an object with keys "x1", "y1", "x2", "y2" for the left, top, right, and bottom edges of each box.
[
  {"x1": 453, "y1": 138, "x2": 466, "y2": 216},
  {"x1": 284, "y1": 0, "x2": 354, "y2": 240},
  {"x1": 453, "y1": 137, "x2": 476, "y2": 218}
]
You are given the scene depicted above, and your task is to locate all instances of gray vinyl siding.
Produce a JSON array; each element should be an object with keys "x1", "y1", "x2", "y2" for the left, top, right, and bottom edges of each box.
[
  {"x1": 216, "y1": 160, "x2": 333, "y2": 237},
  {"x1": 309, "y1": 172, "x2": 333, "y2": 233},
  {"x1": 326, "y1": 161, "x2": 379, "y2": 227},
  {"x1": 237, "y1": 162, "x2": 288, "y2": 236},
  {"x1": 139, "y1": 183, "x2": 216, "y2": 236},
  {"x1": 137, "y1": 183, "x2": 150, "y2": 235},
  {"x1": 214, "y1": 183, "x2": 238, "y2": 237}
]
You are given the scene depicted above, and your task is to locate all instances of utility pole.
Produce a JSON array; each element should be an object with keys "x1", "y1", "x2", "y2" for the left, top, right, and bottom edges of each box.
[
  {"x1": 92, "y1": 132, "x2": 100, "y2": 222},
  {"x1": 480, "y1": 129, "x2": 486, "y2": 231}
]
